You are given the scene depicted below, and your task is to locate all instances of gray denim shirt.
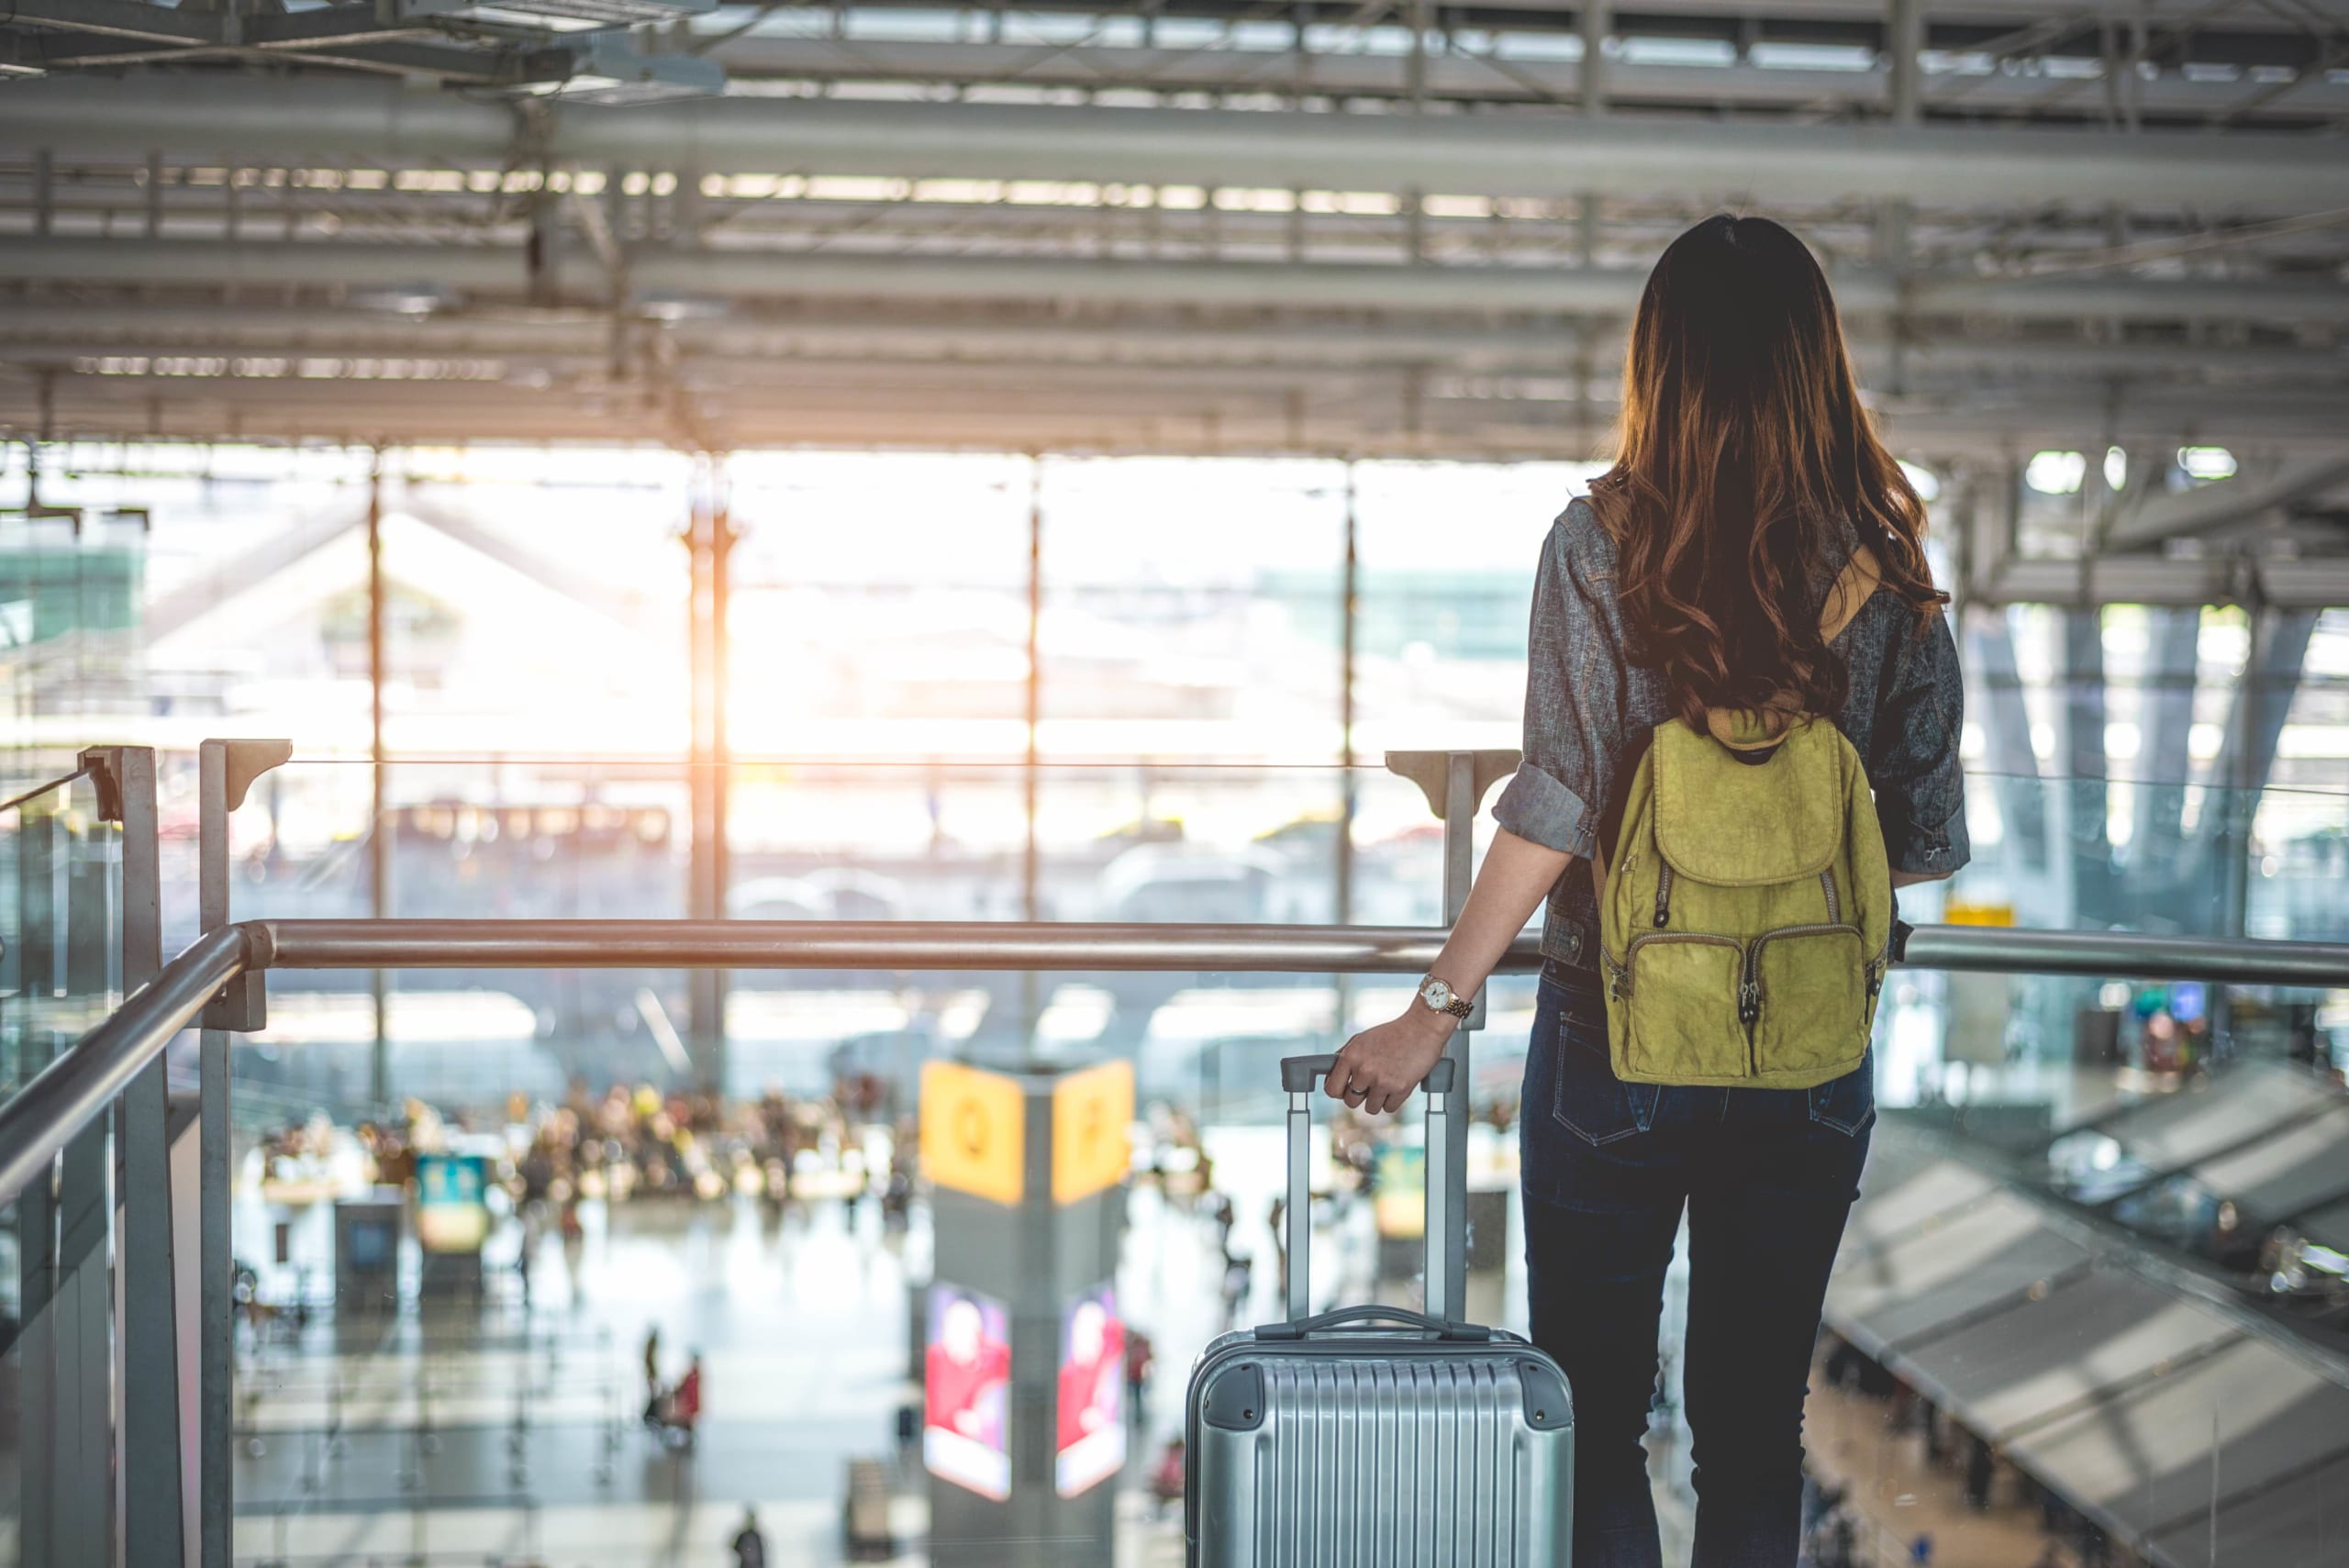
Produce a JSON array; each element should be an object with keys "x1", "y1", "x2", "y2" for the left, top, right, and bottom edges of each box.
[{"x1": 1493, "y1": 496, "x2": 1971, "y2": 975}]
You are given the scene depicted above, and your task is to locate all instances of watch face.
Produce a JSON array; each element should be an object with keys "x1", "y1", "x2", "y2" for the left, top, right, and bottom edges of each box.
[{"x1": 1421, "y1": 978, "x2": 1453, "y2": 1009}]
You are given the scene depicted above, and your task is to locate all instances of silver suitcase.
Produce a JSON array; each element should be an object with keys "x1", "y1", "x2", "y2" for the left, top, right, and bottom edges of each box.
[{"x1": 1184, "y1": 1053, "x2": 1574, "y2": 1566}]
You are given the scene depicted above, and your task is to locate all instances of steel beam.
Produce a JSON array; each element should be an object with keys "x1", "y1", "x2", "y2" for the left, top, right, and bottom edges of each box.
[
  {"x1": 3, "y1": 237, "x2": 2344, "y2": 328},
  {"x1": 6, "y1": 79, "x2": 2349, "y2": 210},
  {"x1": 692, "y1": 29, "x2": 2349, "y2": 121},
  {"x1": 11, "y1": 385, "x2": 2349, "y2": 470},
  {"x1": 2101, "y1": 452, "x2": 2349, "y2": 552},
  {"x1": 2, "y1": 0, "x2": 210, "y2": 45},
  {"x1": 5, "y1": 303, "x2": 2345, "y2": 387}
]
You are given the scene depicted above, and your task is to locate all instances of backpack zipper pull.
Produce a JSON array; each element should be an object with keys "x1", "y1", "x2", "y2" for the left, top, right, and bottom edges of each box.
[
  {"x1": 1737, "y1": 979, "x2": 1760, "y2": 1027},
  {"x1": 1653, "y1": 863, "x2": 1674, "y2": 928}
]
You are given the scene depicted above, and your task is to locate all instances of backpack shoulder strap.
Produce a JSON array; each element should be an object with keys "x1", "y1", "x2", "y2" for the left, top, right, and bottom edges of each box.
[{"x1": 1818, "y1": 543, "x2": 1882, "y2": 646}]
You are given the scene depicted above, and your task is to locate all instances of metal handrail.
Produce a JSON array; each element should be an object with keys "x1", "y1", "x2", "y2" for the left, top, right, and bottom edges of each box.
[
  {"x1": 245, "y1": 917, "x2": 2349, "y2": 987},
  {"x1": 0, "y1": 925, "x2": 250, "y2": 1205},
  {"x1": 5, "y1": 915, "x2": 2348, "y2": 1208}
]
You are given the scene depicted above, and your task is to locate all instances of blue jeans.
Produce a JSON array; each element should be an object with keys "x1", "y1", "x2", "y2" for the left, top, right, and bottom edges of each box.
[{"x1": 1520, "y1": 969, "x2": 1873, "y2": 1568}]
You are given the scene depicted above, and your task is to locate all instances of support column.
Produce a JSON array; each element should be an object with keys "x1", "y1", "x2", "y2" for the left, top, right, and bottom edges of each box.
[
  {"x1": 2210, "y1": 606, "x2": 2319, "y2": 940},
  {"x1": 685, "y1": 457, "x2": 734, "y2": 1093},
  {"x1": 1579, "y1": 0, "x2": 1608, "y2": 115},
  {"x1": 921, "y1": 1061, "x2": 1130, "y2": 1567},
  {"x1": 2060, "y1": 609, "x2": 2111, "y2": 925},
  {"x1": 1887, "y1": 0, "x2": 1922, "y2": 125},
  {"x1": 2128, "y1": 607, "x2": 2202, "y2": 916},
  {"x1": 1336, "y1": 463, "x2": 1359, "y2": 928},
  {"x1": 1023, "y1": 458, "x2": 1043, "y2": 926},
  {"x1": 1881, "y1": 0, "x2": 1923, "y2": 395},
  {"x1": 1019, "y1": 459, "x2": 1044, "y2": 1048},
  {"x1": 367, "y1": 454, "x2": 390, "y2": 1107},
  {"x1": 1967, "y1": 609, "x2": 2048, "y2": 886}
]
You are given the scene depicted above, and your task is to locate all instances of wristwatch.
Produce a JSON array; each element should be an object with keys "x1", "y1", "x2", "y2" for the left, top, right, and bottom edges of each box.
[{"x1": 1416, "y1": 975, "x2": 1475, "y2": 1019}]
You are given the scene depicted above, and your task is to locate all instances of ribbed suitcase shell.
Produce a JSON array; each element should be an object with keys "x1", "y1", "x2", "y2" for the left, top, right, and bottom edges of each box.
[{"x1": 1186, "y1": 1326, "x2": 1574, "y2": 1567}]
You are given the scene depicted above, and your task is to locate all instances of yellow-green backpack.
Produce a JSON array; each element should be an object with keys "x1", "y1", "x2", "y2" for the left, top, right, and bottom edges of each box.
[{"x1": 1594, "y1": 547, "x2": 1895, "y2": 1089}]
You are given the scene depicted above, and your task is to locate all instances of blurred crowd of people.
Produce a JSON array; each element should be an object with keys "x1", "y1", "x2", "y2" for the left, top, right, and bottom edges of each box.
[
  {"x1": 250, "y1": 1075, "x2": 917, "y2": 1227},
  {"x1": 511, "y1": 1078, "x2": 914, "y2": 1221}
]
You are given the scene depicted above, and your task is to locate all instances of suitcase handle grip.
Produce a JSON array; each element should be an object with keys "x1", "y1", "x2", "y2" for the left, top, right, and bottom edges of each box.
[
  {"x1": 1256, "y1": 1305, "x2": 1490, "y2": 1342},
  {"x1": 1278, "y1": 1053, "x2": 1454, "y2": 1095},
  {"x1": 1276, "y1": 1054, "x2": 1459, "y2": 1322}
]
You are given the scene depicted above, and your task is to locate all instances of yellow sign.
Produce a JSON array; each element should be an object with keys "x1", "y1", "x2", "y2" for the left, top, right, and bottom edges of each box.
[
  {"x1": 1052, "y1": 1060, "x2": 1134, "y2": 1207},
  {"x1": 921, "y1": 1061, "x2": 1025, "y2": 1206},
  {"x1": 1943, "y1": 901, "x2": 2015, "y2": 928}
]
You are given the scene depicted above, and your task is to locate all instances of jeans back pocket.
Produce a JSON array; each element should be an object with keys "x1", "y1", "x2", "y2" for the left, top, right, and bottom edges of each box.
[
  {"x1": 1805, "y1": 1051, "x2": 1876, "y2": 1137},
  {"x1": 1552, "y1": 1009, "x2": 1658, "y2": 1147}
]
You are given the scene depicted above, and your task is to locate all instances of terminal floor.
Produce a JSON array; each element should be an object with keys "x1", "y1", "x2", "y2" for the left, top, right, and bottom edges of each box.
[
  {"x1": 234, "y1": 1140, "x2": 1557, "y2": 1566},
  {"x1": 1805, "y1": 1373, "x2": 2081, "y2": 1568},
  {"x1": 228, "y1": 1120, "x2": 2089, "y2": 1568},
  {"x1": 236, "y1": 1175, "x2": 1264, "y2": 1564}
]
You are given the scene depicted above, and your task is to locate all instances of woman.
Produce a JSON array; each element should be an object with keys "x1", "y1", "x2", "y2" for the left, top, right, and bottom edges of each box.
[{"x1": 1327, "y1": 214, "x2": 1966, "y2": 1567}]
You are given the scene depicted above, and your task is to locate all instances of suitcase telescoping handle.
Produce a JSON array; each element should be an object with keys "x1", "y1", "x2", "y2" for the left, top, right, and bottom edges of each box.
[{"x1": 1277, "y1": 1053, "x2": 1457, "y2": 1324}]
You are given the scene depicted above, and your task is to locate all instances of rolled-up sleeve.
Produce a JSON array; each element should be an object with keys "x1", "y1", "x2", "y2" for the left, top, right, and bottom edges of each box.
[
  {"x1": 1493, "y1": 516, "x2": 1623, "y2": 862},
  {"x1": 1869, "y1": 609, "x2": 1972, "y2": 876}
]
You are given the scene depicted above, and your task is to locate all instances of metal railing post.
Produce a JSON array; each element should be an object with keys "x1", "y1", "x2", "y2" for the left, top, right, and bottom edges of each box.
[
  {"x1": 14, "y1": 797, "x2": 60, "y2": 1568},
  {"x1": 197, "y1": 741, "x2": 233, "y2": 1568},
  {"x1": 53, "y1": 788, "x2": 116, "y2": 1568},
  {"x1": 196, "y1": 738, "x2": 288, "y2": 1568},
  {"x1": 90, "y1": 748, "x2": 189, "y2": 1566},
  {"x1": 1384, "y1": 747, "x2": 1520, "y2": 1322}
]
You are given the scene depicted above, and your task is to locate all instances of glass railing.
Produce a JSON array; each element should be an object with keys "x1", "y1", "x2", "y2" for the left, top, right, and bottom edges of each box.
[
  {"x1": 0, "y1": 758, "x2": 135, "y2": 1568},
  {"x1": 116, "y1": 919, "x2": 2349, "y2": 1568},
  {"x1": 161, "y1": 752, "x2": 2348, "y2": 1125},
  {"x1": 4, "y1": 740, "x2": 2345, "y2": 1567}
]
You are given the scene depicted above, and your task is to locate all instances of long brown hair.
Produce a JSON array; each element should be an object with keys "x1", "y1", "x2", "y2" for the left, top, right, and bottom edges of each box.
[{"x1": 1590, "y1": 214, "x2": 1945, "y2": 730}]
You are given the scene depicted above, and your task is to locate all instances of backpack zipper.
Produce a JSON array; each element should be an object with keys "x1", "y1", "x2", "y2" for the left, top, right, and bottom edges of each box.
[
  {"x1": 1653, "y1": 862, "x2": 1675, "y2": 929},
  {"x1": 1819, "y1": 869, "x2": 1840, "y2": 925},
  {"x1": 1600, "y1": 947, "x2": 1630, "y2": 1001},
  {"x1": 1738, "y1": 966, "x2": 1761, "y2": 1074},
  {"x1": 1741, "y1": 923, "x2": 1864, "y2": 1073}
]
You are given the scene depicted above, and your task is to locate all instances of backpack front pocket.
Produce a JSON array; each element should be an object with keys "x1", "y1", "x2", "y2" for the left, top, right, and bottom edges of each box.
[
  {"x1": 1750, "y1": 925, "x2": 1868, "y2": 1082},
  {"x1": 1618, "y1": 933, "x2": 1747, "y2": 1082}
]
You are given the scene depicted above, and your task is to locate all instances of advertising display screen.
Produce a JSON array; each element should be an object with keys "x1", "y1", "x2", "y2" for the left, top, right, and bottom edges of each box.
[
  {"x1": 925, "y1": 1284, "x2": 1013, "y2": 1500},
  {"x1": 414, "y1": 1153, "x2": 492, "y2": 1254},
  {"x1": 1054, "y1": 1282, "x2": 1127, "y2": 1498}
]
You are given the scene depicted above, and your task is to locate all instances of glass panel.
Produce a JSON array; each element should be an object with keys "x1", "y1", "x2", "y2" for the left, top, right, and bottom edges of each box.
[{"x1": 0, "y1": 771, "x2": 124, "y2": 1568}]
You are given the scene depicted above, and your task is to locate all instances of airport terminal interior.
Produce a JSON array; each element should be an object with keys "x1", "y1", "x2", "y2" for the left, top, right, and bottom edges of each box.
[{"x1": 1, "y1": 0, "x2": 2348, "y2": 1564}]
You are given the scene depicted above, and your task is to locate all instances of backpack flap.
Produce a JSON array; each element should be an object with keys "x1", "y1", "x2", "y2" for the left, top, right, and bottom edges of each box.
[{"x1": 1650, "y1": 716, "x2": 1842, "y2": 886}]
